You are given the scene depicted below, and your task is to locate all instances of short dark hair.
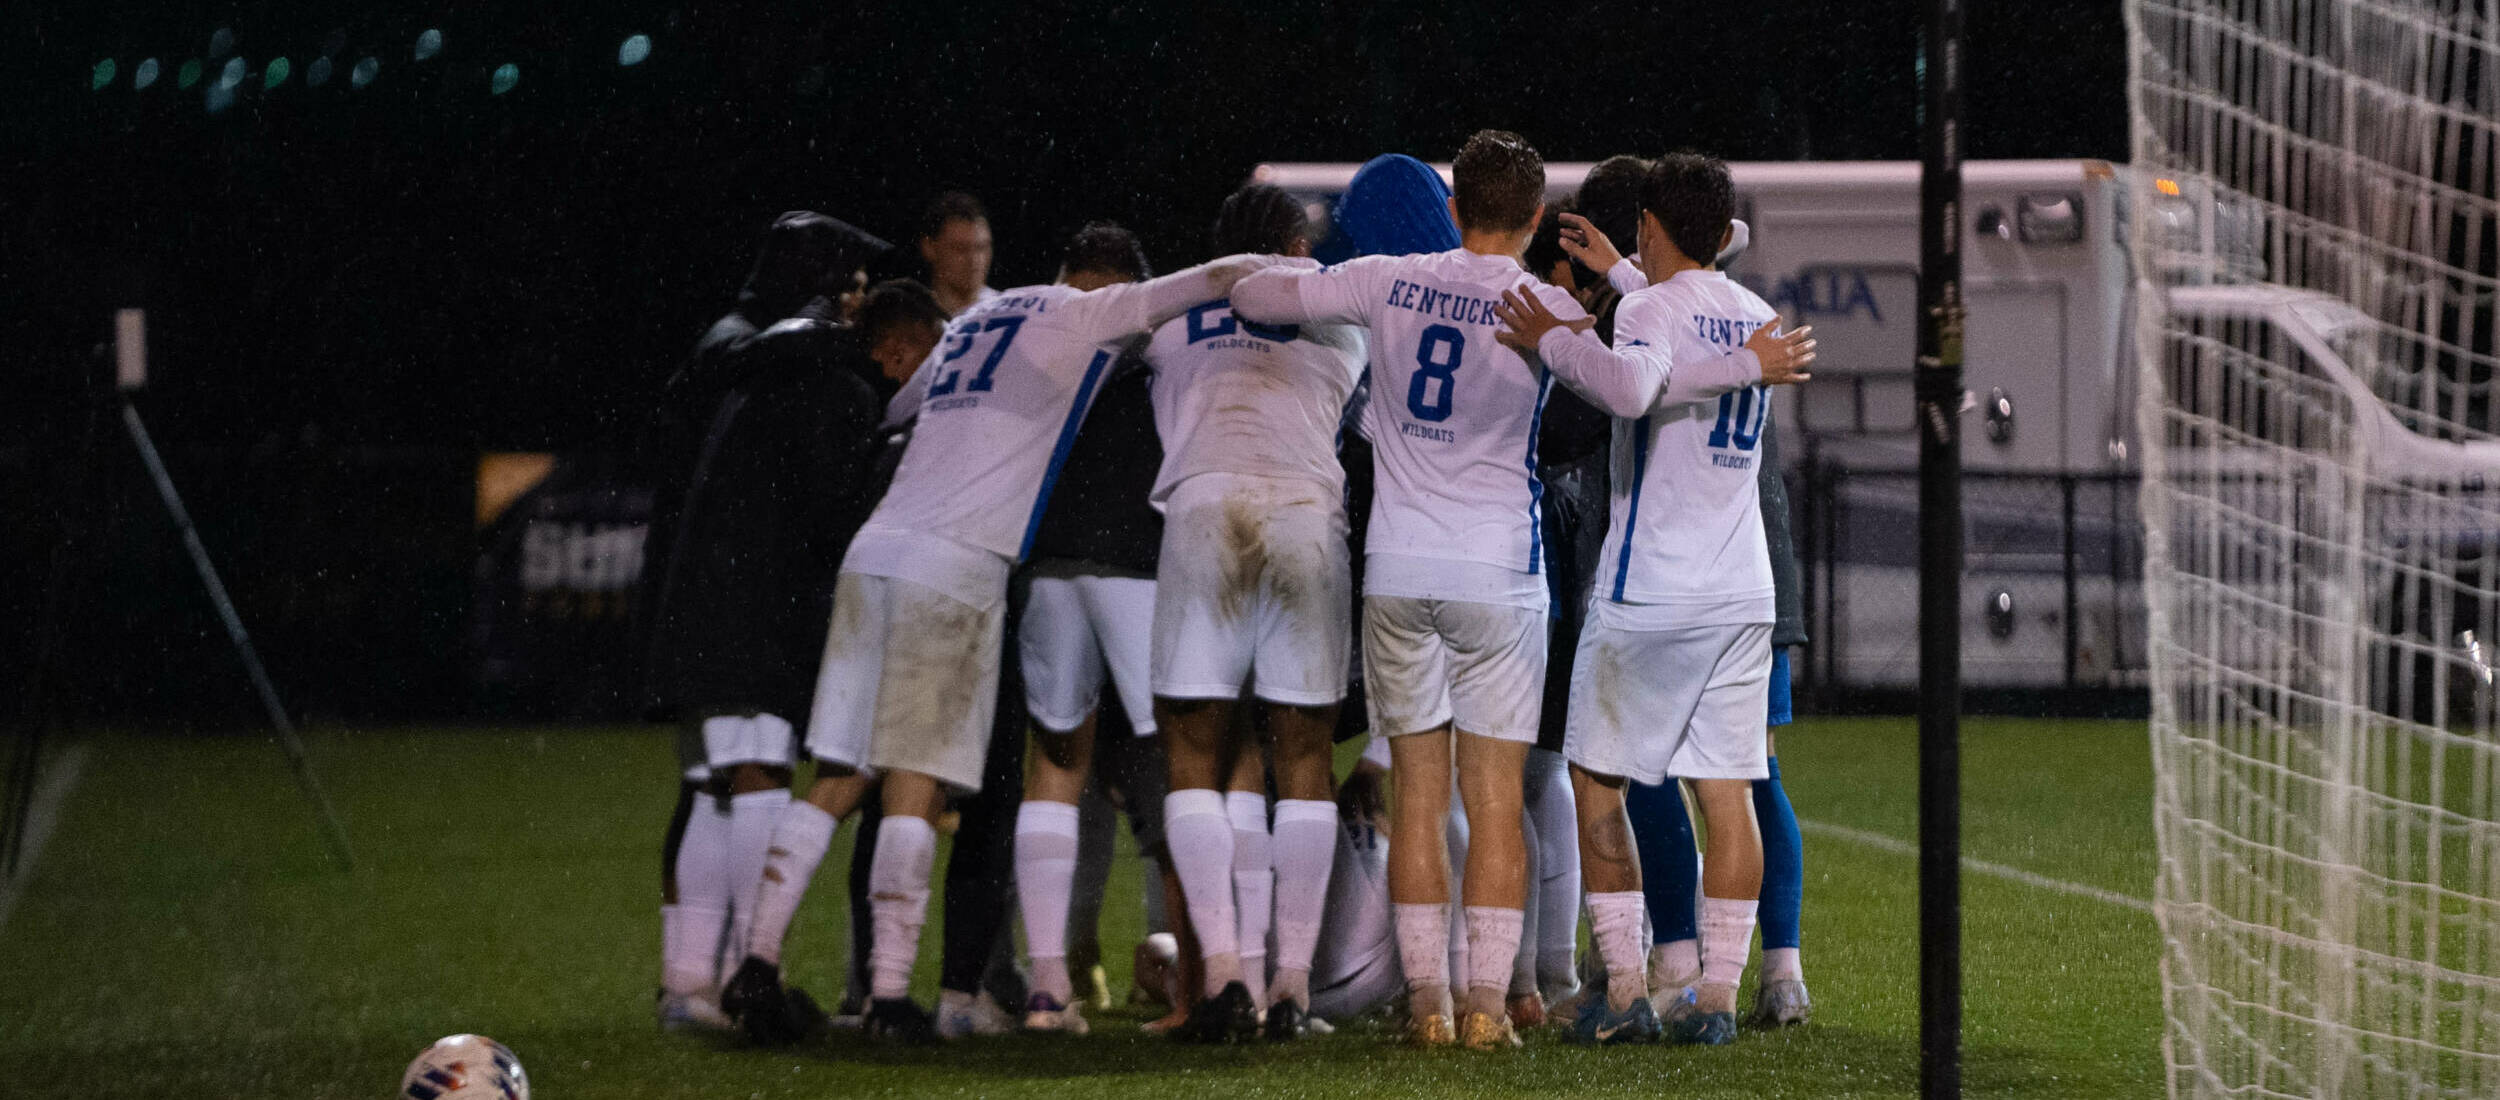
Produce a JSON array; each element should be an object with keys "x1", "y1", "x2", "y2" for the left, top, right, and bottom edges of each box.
[
  {"x1": 1524, "y1": 200, "x2": 1574, "y2": 283},
  {"x1": 920, "y1": 191, "x2": 988, "y2": 241},
  {"x1": 1212, "y1": 183, "x2": 1308, "y2": 257},
  {"x1": 855, "y1": 279, "x2": 947, "y2": 342},
  {"x1": 1576, "y1": 154, "x2": 1651, "y2": 259},
  {"x1": 1451, "y1": 129, "x2": 1544, "y2": 233},
  {"x1": 1641, "y1": 151, "x2": 1736, "y2": 266},
  {"x1": 1061, "y1": 221, "x2": 1152, "y2": 280}
]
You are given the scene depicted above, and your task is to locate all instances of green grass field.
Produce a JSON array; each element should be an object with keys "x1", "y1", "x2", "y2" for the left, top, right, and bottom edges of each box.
[{"x1": 0, "y1": 717, "x2": 2163, "y2": 1098}]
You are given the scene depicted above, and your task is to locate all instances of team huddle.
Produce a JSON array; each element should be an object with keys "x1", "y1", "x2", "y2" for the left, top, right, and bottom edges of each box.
[{"x1": 639, "y1": 130, "x2": 1820, "y2": 1053}]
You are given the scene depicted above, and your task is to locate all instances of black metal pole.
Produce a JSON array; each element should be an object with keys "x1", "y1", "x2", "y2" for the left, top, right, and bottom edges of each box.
[
  {"x1": 120, "y1": 396, "x2": 356, "y2": 871},
  {"x1": 1917, "y1": 1, "x2": 1968, "y2": 1097}
]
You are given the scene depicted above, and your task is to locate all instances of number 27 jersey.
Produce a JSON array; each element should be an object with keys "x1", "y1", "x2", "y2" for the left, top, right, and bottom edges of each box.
[{"x1": 1232, "y1": 249, "x2": 1584, "y2": 603}]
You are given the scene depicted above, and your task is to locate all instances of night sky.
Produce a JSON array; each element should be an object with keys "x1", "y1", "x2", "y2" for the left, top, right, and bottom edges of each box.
[{"x1": 2, "y1": 1, "x2": 2127, "y2": 720}]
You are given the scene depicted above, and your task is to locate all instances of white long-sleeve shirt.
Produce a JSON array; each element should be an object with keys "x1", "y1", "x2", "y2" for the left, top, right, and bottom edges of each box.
[
  {"x1": 1536, "y1": 268, "x2": 1779, "y2": 625},
  {"x1": 847, "y1": 255, "x2": 1281, "y2": 602}
]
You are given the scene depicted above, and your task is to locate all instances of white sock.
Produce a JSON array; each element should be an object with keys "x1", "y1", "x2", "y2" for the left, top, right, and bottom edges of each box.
[
  {"x1": 1267, "y1": 799, "x2": 1336, "y2": 1007},
  {"x1": 1393, "y1": 902, "x2": 1452, "y2": 1017},
  {"x1": 1463, "y1": 906, "x2": 1525, "y2": 1015},
  {"x1": 1163, "y1": 789, "x2": 1240, "y2": 994},
  {"x1": 666, "y1": 794, "x2": 733, "y2": 996},
  {"x1": 867, "y1": 815, "x2": 937, "y2": 1001},
  {"x1": 1649, "y1": 938, "x2": 1702, "y2": 994},
  {"x1": 1014, "y1": 800, "x2": 1081, "y2": 1004},
  {"x1": 1226, "y1": 790, "x2": 1273, "y2": 1007},
  {"x1": 746, "y1": 800, "x2": 837, "y2": 966},
  {"x1": 1699, "y1": 896, "x2": 1760, "y2": 994},
  {"x1": 1585, "y1": 891, "x2": 1650, "y2": 1012},
  {"x1": 1763, "y1": 945, "x2": 1804, "y2": 983},
  {"x1": 718, "y1": 789, "x2": 787, "y2": 980}
]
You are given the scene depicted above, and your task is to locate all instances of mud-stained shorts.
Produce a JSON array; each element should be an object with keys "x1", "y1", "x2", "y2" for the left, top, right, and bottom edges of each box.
[
  {"x1": 1021, "y1": 561, "x2": 1158, "y2": 736},
  {"x1": 1564, "y1": 615, "x2": 1771, "y2": 784},
  {"x1": 803, "y1": 569, "x2": 1006, "y2": 793},
  {"x1": 1361, "y1": 595, "x2": 1546, "y2": 743},
  {"x1": 1151, "y1": 472, "x2": 1352, "y2": 707}
]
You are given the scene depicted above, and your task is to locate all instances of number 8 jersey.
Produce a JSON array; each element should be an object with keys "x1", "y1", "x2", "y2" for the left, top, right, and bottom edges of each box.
[
  {"x1": 1232, "y1": 250, "x2": 1587, "y2": 608},
  {"x1": 1593, "y1": 268, "x2": 1780, "y2": 625}
]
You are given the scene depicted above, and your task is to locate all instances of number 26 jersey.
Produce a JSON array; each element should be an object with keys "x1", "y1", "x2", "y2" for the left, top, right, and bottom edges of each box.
[{"x1": 1232, "y1": 250, "x2": 1585, "y2": 607}]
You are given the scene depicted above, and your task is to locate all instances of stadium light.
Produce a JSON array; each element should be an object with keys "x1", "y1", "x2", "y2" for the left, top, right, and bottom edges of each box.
[
  {"x1": 133, "y1": 58, "x2": 159, "y2": 91},
  {"x1": 206, "y1": 81, "x2": 235, "y2": 115},
  {"x1": 306, "y1": 56, "x2": 332, "y2": 88},
  {"x1": 490, "y1": 63, "x2": 519, "y2": 95},
  {"x1": 90, "y1": 59, "x2": 117, "y2": 91},
  {"x1": 351, "y1": 56, "x2": 378, "y2": 89},
  {"x1": 178, "y1": 59, "x2": 202, "y2": 90},
  {"x1": 209, "y1": 27, "x2": 235, "y2": 60},
  {"x1": 218, "y1": 57, "x2": 246, "y2": 90},
  {"x1": 414, "y1": 29, "x2": 442, "y2": 62},
  {"x1": 264, "y1": 57, "x2": 291, "y2": 90},
  {"x1": 323, "y1": 29, "x2": 347, "y2": 58},
  {"x1": 618, "y1": 34, "x2": 652, "y2": 66}
]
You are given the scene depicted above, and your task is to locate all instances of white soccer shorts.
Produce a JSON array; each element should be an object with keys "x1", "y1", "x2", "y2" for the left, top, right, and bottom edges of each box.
[
  {"x1": 803, "y1": 569, "x2": 1005, "y2": 792},
  {"x1": 1360, "y1": 595, "x2": 1547, "y2": 743},
  {"x1": 1563, "y1": 617, "x2": 1772, "y2": 784},
  {"x1": 1151, "y1": 472, "x2": 1352, "y2": 707},
  {"x1": 1020, "y1": 565, "x2": 1158, "y2": 736},
  {"x1": 678, "y1": 712, "x2": 799, "y2": 780}
]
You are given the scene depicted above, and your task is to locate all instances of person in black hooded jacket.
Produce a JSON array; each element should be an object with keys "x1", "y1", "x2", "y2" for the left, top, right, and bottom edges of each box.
[{"x1": 643, "y1": 211, "x2": 925, "y2": 1033}]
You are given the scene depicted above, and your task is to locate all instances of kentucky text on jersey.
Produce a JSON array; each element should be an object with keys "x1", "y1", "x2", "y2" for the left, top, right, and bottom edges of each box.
[
  {"x1": 1694, "y1": 315, "x2": 1766, "y2": 349},
  {"x1": 1384, "y1": 278, "x2": 1505, "y2": 327}
]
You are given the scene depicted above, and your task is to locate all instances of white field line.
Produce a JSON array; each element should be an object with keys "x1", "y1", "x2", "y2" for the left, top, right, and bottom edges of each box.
[
  {"x1": 1799, "y1": 817, "x2": 2156, "y2": 915},
  {"x1": 0, "y1": 744, "x2": 92, "y2": 933}
]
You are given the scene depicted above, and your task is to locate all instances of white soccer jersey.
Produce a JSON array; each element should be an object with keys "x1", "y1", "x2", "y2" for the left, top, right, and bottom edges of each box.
[
  {"x1": 1231, "y1": 250, "x2": 1581, "y2": 606},
  {"x1": 1559, "y1": 269, "x2": 1779, "y2": 624},
  {"x1": 858, "y1": 257, "x2": 1279, "y2": 572},
  {"x1": 1143, "y1": 298, "x2": 1365, "y2": 505}
]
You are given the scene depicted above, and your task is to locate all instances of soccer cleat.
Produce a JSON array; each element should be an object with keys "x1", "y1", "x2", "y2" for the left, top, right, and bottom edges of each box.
[
  {"x1": 720, "y1": 958, "x2": 804, "y2": 1046},
  {"x1": 1459, "y1": 1010, "x2": 1522, "y2": 1051},
  {"x1": 1659, "y1": 987, "x2": 1737, "y2": 1046},
  {"x1": 1021, "y1": 992, "x2": 1091, "y2": 1036},
  {"x1": 1569, "y1": 995, "x2": 1662, "y2": 1046},
  {"x1": 1745, "y1": 978, "x2": 1812, "y2": 1028},
  {"x1": 1262, "y1": 997, "x2": 1315, "y2": 1041},
  {"x1": 655, "y1": 989, "x2": 735, "y2": 1034},
  {"x1": 935, "y1": 990, "x2": 1016, "y2": 1038},
  {"x1": 1404, "y1": 1012, "x2": 1457, "y2": 1048},
  {"x1": 863, "y1": 997, "x2": 941, "y2": 1045},
  {"x1": 1086, "y1": 964, "x2": 1114, "y2": 1012},
  {"x1": 1174, "y1": 981, "x2": 1261, "y2": 1044},
  {"x1": 1506, "y1": 991, "x2": 1548, "y2": 1030}
]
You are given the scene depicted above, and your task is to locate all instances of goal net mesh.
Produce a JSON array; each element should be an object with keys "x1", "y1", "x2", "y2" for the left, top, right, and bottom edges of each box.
[{"x1": 2127, "y1": 2, "x2": 2500, "y2": 1097}]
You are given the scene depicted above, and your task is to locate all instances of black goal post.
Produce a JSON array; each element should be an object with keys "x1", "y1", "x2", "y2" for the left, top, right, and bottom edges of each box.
[{"x1": 1916, "y1": 0, "x2": 1968, "y2": 1097}]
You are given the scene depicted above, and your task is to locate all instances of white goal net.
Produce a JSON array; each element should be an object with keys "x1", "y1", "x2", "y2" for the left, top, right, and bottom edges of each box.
[{"x1": 2127, "y1": 2, "x2": 2500, "y2": 1097}]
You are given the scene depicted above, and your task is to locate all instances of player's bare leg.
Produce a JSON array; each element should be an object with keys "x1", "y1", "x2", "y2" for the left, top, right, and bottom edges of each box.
[
  {"x1": 722, "y1": 762, "x2": 865, "y2": 1042},
  {"x1": 1449, "y1": 730, "x2": 1528, "y2": 1048},
  {"x1": 1224, "y1": 741, "x2": 1273, "y2": 1013},
  {"x1": 1260, "y1": 701, "x2": 1339, "y2": 1038},
  {"x1": 1158, "y1": 695, "x2": 1259, "y2": 1041},
  {"x1": 1674, "y1": 776, "x2": 1762, "y2": 1045},
  {"x1": 1387, "y1": 726, "x2": 1458, "y2": 1045},
  {"x1": 1015, "y1": 712, "x2": 1097, "y2": 1032}
]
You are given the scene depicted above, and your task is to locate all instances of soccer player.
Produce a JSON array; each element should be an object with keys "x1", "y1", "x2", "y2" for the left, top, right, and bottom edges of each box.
[
  {"x1": 1011, "y1": 347, "x2": 1169, "y2": 1036},
  {"x1": 919, "y1": 191, "x2": 1000, "y2": 317},
  {"x1": 639, "y1": 213, "x2": 909, "y2": 1032},
  {"x1": 801, "y1": 223, "x2": 1280, "y2": 1042},
  {"x1": 1497, "y1": 151, "x2": 1814, "y2": 1046},
  {"x1": 1141, "y1": 182, "x2": 1368, "y2": 1043},
  {"x1": 1234, "y1": 131, "x2": 1810, "y2": 1051}
]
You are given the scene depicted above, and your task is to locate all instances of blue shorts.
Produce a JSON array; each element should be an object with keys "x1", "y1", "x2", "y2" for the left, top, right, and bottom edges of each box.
[{"x1": 1767, "y1": 646, "x2": 1794, "y2": 727}]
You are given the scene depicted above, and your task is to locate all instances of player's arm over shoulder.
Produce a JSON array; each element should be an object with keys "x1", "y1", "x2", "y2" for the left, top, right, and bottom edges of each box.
[
  {"x1": 1061, "y1": 254, "x2": 1294, "y2": 346},
  {"x1": 1231, "y1": 255, "x2": 1385, "y2": 328},
  {"x1": 1532, "y1": 286, "x2": 1676, "y2": 419}
]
